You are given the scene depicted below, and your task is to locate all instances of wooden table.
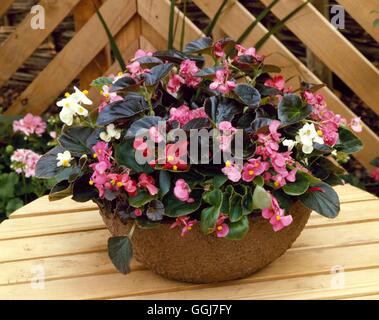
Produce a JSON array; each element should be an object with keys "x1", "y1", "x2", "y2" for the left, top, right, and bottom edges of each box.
[{"x1": 0, "y1": 184, "x2": 378, "y2": 300}]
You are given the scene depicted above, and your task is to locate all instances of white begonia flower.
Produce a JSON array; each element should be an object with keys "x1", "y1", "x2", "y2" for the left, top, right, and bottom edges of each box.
[
  {"x1": 100, "y1": 123, "x2": 122, "y2": 142},
  {"x1": 56, "y1": 87, "x2": 92, "y2": 125},
  {"x1": 56, "y1": 151, "x2": 73, "y2": 167},
  {"x1": 297, "y1": 123, "x2": 324, "y2": 154},
  {"x1": 282, "y1": 139, "x2": 297, "y2": 151}
]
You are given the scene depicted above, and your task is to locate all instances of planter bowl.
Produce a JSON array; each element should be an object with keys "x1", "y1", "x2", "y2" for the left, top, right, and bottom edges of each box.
[{"x1": 99, "y1": 202, "x2": 311, "y2": 283}]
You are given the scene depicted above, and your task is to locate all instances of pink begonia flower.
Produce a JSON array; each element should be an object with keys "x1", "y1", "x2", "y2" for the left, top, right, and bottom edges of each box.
[
  {"x1": 262, "y1": 195, "x2": 293, "y2": 232},
  {"x1": 218, "y1": 121, "x2": 236, "y2": 133},
  {"x1": 173, "y1": 179, "x2": 194, "y2": 203},
  {"x1": 371, "y1": 168, "x2": 379, "y2": 182},
  {"x1": 218, "y1": 121, "x2": 237, "y2": 152},
  {"x1": 242, "y1": 157, "x2": 269, "y2": 182},
  {"x1": 319, "y1": 122, "x2": 339, "y2": 147},
  {"x1": 10, "y1": 149, "x2": 41, "y2": 178},
  {"x1": 350, "y1": 117, "x2": 362, "y2": 133},
  {"x1": 126, "y1": 61, "x2": 150, "y2": 78},
  {"x1": 215, "y1": 214, "x2": 229, "y2": 238},
  {"x1": 13, "y1": 113, "x2": 46, "y2": 137},
  {"x1": 213, "y1": 41, "x2": 225, "y2": 58},
  {"x1": 264, "y1": 75, "x2": 285, "y2": 91},
  {"x1": 138, "y1": 173, "x2": 158, "y2": 196},
  {"x1": 133, "y1": 49, "x2": 153, "y2": 59},
  {"x1": 92, "y1": 141, "x2": 112, "y2": 162},
  {"x1": 222, "y1": 161, "x2": 242, "y2": 182},
  {"x1": 170, "y1": 216, "x2": 198, "y2": 236},
  {"x1": 169, "y1": 104, "x2": 208, "y2": 126},
  {"x1": 235, "y1": 44, "x2": 264, "y2": 62},
  {"x1": 179, "y1": 59, "x2": 201, "y2": 87},
  {"x1": 149, "y1": 126, "x2": 164, "y2": 143},
  {"x1": 134, "y1": 208, "x2": 143, "y2": 217},
  {"x1": 167, "y1": 74, "x2": 184, "y2": 94},
  {"x1": 209, "y1": 69, "x2": 236, "y2": 94}
]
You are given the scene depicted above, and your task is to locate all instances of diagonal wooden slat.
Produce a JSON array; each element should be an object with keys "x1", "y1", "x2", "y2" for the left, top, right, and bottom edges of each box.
[
  {"x1": 259, "y1": 0, "x2": 379, "y2": 116},
  {"x1": 4, "y1": 0, "x2": 137, "y2": 116},
  {"x1": 192, "y1": 0, "x2": 379, "y2": 171},
  {"x1": 336, "y1": 0, "x2": 379, "y2": 44},
  {"x1": 0, "y1": 0, "x2": 81, "y2": 88},
  {"x1": 0, "y1": 0, "x2": 15, "y2": 18}
]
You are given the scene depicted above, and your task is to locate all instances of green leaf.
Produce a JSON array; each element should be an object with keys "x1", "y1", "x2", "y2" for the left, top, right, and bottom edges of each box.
[
  {"x1": 167, "y1": 0, "x2": 175, "y2": 49},
  {"x1": 373, "y1": 18, "x2": 379, "y2": 28},
  {"x1": 0, "y1": 173, "x2": 19, "y2": 200},
  {"x1": 110, "y1": 77, "x2": 138, "y2": 92},
  {"x1": 49, "y1": 180, "x2": 73, "y2": 201},
  {"x1": 300, "y1": 182, "x2": 340, "y2": 218},
  {"x1": 229, "y1": 193, "x2": 243, "y2": 222},
  {"x1": 108, "y1": 236, "x2": 133, "y2": 274},
  {"x1": 163, "y1": 189, "x2": 202, "y2": 217},
  {"x1": 213, "y1": 174, "x2": 228, "y2": 189},
  {"x1": 96, "y1": 93, "x2": 149, "y2": 126},
  {"x1": 154, "y1": 49, "x2": 205, "y2": 67},
  {"x1": 226, "y1": 216, "x2": 249, "y2": 240},
  {"x1": 335, "y1": 127, "x2": 363, "y2": 154},
  {"x1": 204, "y1": 96, "x2": 242, "y2": 123},
  {"x1": 115, "y1": 139, "x2": 153, "y2": 174},
  {"x1": 143, "y1": 63, "x2": 174, "y2": 86},
  {"x1": 58, "y1": 126, "x2": 94, "y2": 156},
  {"x1": 128, "y1": 190, "x2": 156, "y2": 208},
  {"x1": 126, "y1": 116, "x2": 163, "y2": 139},
  {"x1": 184, "y1": 37, "x2": 213, "y2": 54},
  {"x1": 370, "y1": 157, "x2": 379, "y2": 167},
  {"x1": 283, "y1": 172, "x2": 310, "y2": 196},
  {"x1": 252, "y1": 185, "x2": 272, "y2": 209},
  {"x1": 220, "y1": 185, "x2": 234, "y2": 213},
  {"x1": 5, "y1": 198, "x2": 24, "y2": 216},
  {"x1": 72, "y1": 174, "x2": 98, "y2": 202},
  {"x1": 195, "y1": 66, "x2": 224, "y2": 78},
  {"x1": 146, "y1": 200, "x2": 164, "y2": 221},
  {"x1": 278, "y1": 94, "x2": 312, "y2": 125},
  {"x1": 181, "y1": 117, "x2": 210, "y2": 130},
  {"x1": 233, "y1": 84, "x2": 261, "y2": 108},
  {"x1": 253, "y1": 175, "x2": 264, "y2": 187},
  {"x1": 159, "y1": 170, "x2": 171, "y2": 197},
  {"x1": 96, "y1": 8, "x2": 126, "y2": 71},
  {"x1": 90, "y1": 76, "x2": 113, "y2": 88},
  {"x1": 200, "y1": 189, "x2": 223, "y2": 234},
  {"x1": 35, "y1": 146, "x2": 66, "y2": 179}
]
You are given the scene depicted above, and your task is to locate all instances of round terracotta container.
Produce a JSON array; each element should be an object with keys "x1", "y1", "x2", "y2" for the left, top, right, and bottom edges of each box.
[{"x1": 99, "y1": 202, "x2": 311, "y2": 283}]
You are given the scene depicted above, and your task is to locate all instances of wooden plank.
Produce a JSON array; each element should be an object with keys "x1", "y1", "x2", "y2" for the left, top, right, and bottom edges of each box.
[
  {"x1": 141, "y1": 18, "x2": 171, "y2": 51},
  {"x1": 0, "y1": 229, "x2": 109, "y2": 263},
  {"x1": 10, "y1": 196, "x2": 97, "y2": 219},
  {"x1": 4, "y1": 0, "x2": 137, "y2": 116},
  {"x1": 137, "y1": 0, "x2": 202, "y2": 50},
  {"x1": 193, "y1": 0, "x2": 379, "y2": 170},
  {"x1": 88, "y1": 14, "x2": 141, "y2": 105},
  {"x1": 0, "y1": 211, "x2": 104, "y2": 241},
  {"x1": 74, "y1": 0, "x2": 111, "y2": 89},
  {"x1": 0, "y1": 0, "x2": 15, "y2": 18},
  {"x1": 259, "y1": 0, "x2": 379, "y2": 116},
  {"x1": 120, "y1": 268, "x2": 379, "y2": 300},
  {"x1": 0, "y1": 0, "x2": 81, "y2": 88},
  {"x1": 336, "y1": 0, "x2": 379, "y2": 44},
  {"x1": 1, "y1": 239, "x2": 378, "y2": 287},
  {"x1": 3, "y1": 205, "x2": 379, "y2": 264}
]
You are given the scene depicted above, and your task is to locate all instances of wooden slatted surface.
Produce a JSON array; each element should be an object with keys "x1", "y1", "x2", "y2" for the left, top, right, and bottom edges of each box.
[{"x1": 0, "y1": 184, "x2": 378, "y2": 300}]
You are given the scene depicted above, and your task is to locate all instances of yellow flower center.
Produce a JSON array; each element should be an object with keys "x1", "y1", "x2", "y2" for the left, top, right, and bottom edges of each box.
[
  {"x1": 104, "y1": 93, "x2": 110, "y2": 98},
  {"x1": 187, "y1": 226, "x2": 192, "y2": 231},
  {"x1": 64, "y1": 92, "x2": 71, "y2": 98},
  {"x1": 116, "y1": 182, "x2": 124, "y2": 187},
  {"x1": 89, "y1": 180, "x2": 94, "y2": 185},
  {"x1": 93, "y1": 153, "x2": 97, "y2": 159},
  {"x1": 83, "y1": 90, "x2": 89, "y2": 95},
  {"x1": 64, "y1": 103, "x2": 70, "y2": 108},
  {"x1": 248, "y1": 170, "x2": 254, "y2": 176},
  {"x1": 217, "y1": 225, "x2": 223, "y2": 231},
  {"x1": 274, "y1": 181, "x2": 280, "y2": 187},
  {"x1": 276, "y1": 215, "x2": 281, "y2": 221},
  {"x1": 173, "y1": 165, "x2": 178, "y2": 171},
  {"x1": 317, "y1": 130, "x2": 323, "y2": 136},
  {"x1": 254, "y1": 162, "x2": 259, "y2": 168},
  {"x1": 111, "y1": 179, "x2": 116, "y2": 185},
  {"x1": 117, "y1": 72, "x2": 123, "y2": 77},
  {"x1": 62, "y1": 159, "x2": 70, "y2": 167},
  {"x1": 167, "y1": 155, "x2": 174, "y2": 162},
  {"x1": 78, "y1": 107, "x2": 84, "y2": 113},
  {"x1": 225, "y1": 160, "x2": 231, "y2": 168}
]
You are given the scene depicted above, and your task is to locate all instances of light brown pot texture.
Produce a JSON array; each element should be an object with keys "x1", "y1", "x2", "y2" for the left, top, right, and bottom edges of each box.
[{"x1": 100, "y1": 201, "x2": 311, "y2": 283}]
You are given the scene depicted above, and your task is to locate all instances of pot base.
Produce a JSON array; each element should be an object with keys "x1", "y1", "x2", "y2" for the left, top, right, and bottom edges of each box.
[{"x1": 100, "y1": 202, "x2": 311, "y2": 283}]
